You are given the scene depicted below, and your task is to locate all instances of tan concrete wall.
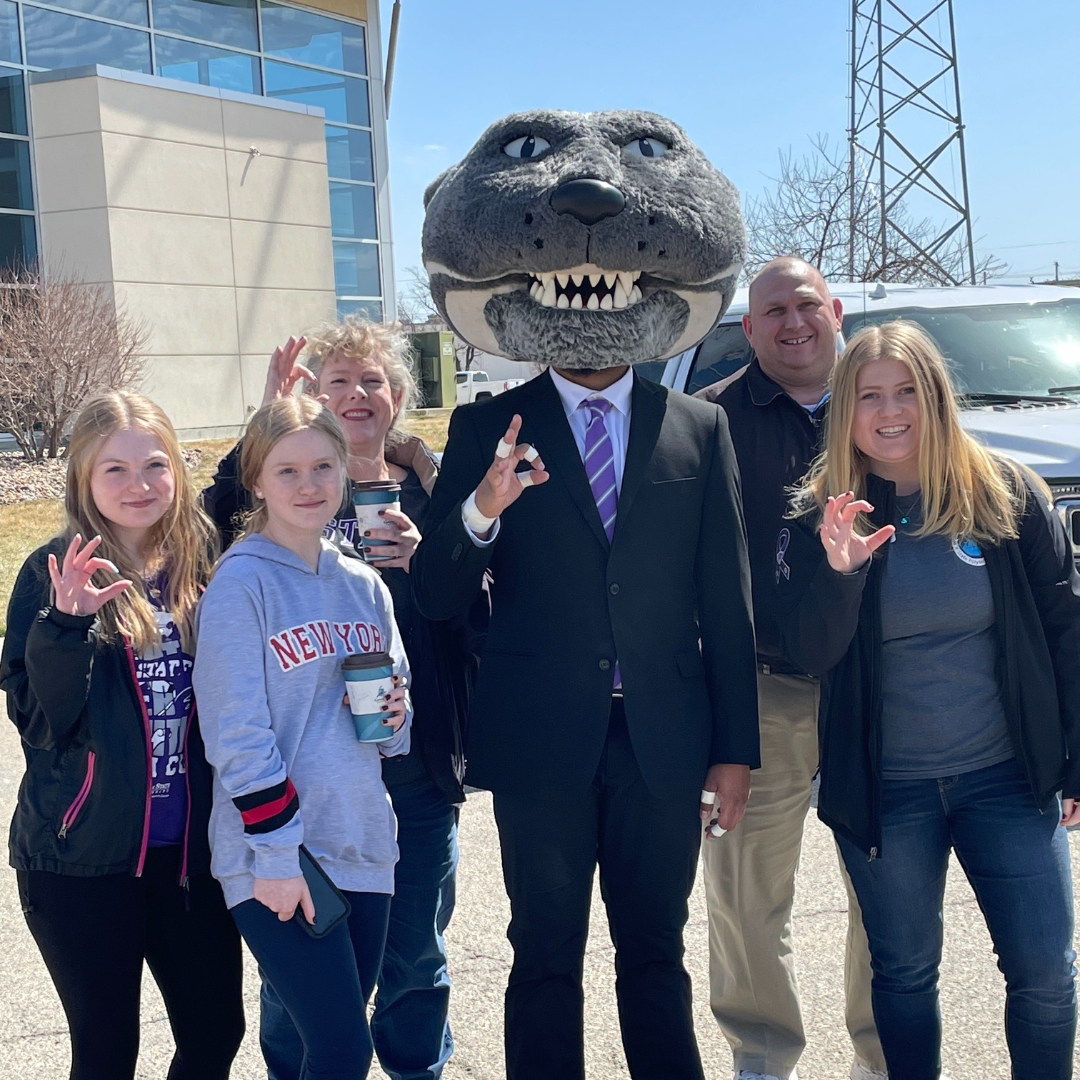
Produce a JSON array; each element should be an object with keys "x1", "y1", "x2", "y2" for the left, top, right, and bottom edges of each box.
[
  {"x1": 300, "y1": 0, "x2": 366, "y2": 23},
  {"x1": 30, "y1": 69, "x2": 337, "y2": 438}
]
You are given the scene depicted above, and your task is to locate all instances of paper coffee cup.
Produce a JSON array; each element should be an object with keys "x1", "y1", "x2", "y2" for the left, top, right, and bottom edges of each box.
[
  {"x1": 343, "y1": 651, "x2": 395, "y2": 742},
  {"x1": 352, "y1": 482, "x2": 401, "y2": 563}
]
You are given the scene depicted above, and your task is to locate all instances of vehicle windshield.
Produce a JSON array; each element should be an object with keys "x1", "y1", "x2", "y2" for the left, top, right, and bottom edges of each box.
[
  {"x1": 473, "y1": 371, "x2": 489, "y2": 381},
  {"x1": 843, "y1": 301, "x2": 1080, "y2": 397}
]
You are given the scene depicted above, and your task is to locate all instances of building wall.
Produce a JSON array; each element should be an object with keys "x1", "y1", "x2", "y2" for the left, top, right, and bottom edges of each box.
[{"x1": 31, "y1": 66, "x2": 336, "y2": 437}]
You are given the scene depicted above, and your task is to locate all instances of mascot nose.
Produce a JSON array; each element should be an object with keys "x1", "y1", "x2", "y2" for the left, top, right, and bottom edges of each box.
[{"x1": 550, "y1": 178, "x2": 626, "y2": 225}]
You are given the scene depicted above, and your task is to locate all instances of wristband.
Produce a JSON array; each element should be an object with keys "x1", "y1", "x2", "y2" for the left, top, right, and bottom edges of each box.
[{"x1": 462, "y1": 490, "x2": 497, "y2": 534}]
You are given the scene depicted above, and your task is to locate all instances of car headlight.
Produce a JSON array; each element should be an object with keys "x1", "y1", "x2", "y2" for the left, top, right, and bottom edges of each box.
[{"x1": 1049, "y1": 483, "x2": 1080, "y2": 556}]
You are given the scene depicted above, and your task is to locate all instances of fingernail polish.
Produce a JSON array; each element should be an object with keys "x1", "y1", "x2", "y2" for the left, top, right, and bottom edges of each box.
[{"x1": 363, "y1": 531, "x2": 371, "y2": 537}]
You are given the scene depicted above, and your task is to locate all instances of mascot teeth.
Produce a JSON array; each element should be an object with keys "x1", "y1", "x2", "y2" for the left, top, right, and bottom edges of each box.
[{"x1": 528, "y1": 269, "x2": 642, "y2": 311}]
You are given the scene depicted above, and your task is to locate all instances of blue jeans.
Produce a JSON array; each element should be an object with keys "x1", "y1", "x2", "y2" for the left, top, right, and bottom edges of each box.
[
  {"x1": 261, "y1": 775, "x2": 458, "y2": 1080},
  {"x1": 233, "y1": 890, "x2": 391, "y2": 1080},
  {"x1": 837, "y1": 758, "x2": 1077, "y2": 1080}
]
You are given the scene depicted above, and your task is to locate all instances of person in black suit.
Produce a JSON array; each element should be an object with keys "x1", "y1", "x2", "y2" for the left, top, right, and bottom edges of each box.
[{"x1": 412, "y1": 360, "x2": 759, "y2": 1080}]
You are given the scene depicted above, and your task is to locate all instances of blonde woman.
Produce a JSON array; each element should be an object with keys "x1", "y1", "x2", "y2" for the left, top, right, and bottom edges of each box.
[
  {"x1": 1, "y1": 392, "x2": 243, "y2": 1080},
  {"x1": 779, "y1": 320, "x2": 1080, "y2": 1079},
  {"x1": 203, "y1": 321, "x2": 480, "y2": 1080},
  {"x1": 193, "y1": 396, "x2": 411, "y2": 1080}
]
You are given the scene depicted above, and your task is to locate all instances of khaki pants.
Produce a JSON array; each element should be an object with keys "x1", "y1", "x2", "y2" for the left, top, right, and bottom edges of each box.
[{"x1": 702, "y1": 671, "x2": 886, "y2": 1077}]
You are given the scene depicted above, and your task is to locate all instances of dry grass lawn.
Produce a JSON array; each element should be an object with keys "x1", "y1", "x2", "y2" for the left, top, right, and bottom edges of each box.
[{"x1": 0, "y1": 414, "x2": 453, "y2": 635}]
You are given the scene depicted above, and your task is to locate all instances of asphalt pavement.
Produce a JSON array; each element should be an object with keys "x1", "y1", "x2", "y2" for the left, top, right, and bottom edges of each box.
[{"x1": 2, "y1": 706, "x2": 1078, "y2": 1079}]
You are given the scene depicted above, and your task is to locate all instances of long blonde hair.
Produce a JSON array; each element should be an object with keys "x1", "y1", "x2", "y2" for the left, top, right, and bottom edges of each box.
[
  {"x1": 238, "y1": 396, "x2": 348, "y2": 538},
  {"x1": 62, "y1": 392, "x2": 217, "y2": 652},
  {"x1": 790, "y1": 319, "x2": 1023, "y2": 543}
]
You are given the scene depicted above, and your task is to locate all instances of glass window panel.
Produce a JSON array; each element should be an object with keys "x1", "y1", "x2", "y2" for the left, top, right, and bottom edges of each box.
[
  {"x1": 326, "y1": 125, "x2": 372, "y2": 182},
  {"x1": 151, "y1": 0, "x2": 256, "y2": 51},
  {"x1": 0, "y1": 139, "x2": 31, "y2": 209},
  {"x1": 333, "y1": 241, "x2": 380, "y2": 297},
  {"x1": 155, "y1": 35, "x2": 260, "y2": 93},
  {"x1": 337, "y1": 298, "x2": 382, "y2": 321},
  {"x1": 23, "y1": 7, "x2": 151, "y2": 73},
  {"x1": 261, "y1": 2, "x2": 365, "y2": 74},
  {"x1": 0, "y1": 212, "x2": 36, "y2": 271},
  {"x1": 329, "y1": 182, "x2": 376, "y2": 240},
  {"x1": 45, "y1": 0, "x2": 147, "y2": 27},
  {"x1": 264, "y1": 61, "x2": 369, "y2": 127},
  {"x1": 0, "y1": 72, "x2": 26, "y2": 135},
  {"x1": 0, "y1": 0, "x2": 19, "y2": 64}
]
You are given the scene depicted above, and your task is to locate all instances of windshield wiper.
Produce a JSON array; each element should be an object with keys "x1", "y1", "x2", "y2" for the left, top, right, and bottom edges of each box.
[
  {"x1": 962, "y1": 391, "x2": 1077, "y2": 405},
  {"x1": 1049, "y1": 385, "x2": 1080, "y2": 395}
]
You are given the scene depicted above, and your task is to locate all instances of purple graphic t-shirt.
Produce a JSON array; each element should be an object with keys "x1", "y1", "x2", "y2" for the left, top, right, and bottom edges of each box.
[{"x1": 135, "y1": 585, "x2": 193, "y2": 847}]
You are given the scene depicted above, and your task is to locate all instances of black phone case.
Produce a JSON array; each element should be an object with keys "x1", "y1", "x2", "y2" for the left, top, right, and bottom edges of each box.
[{"x1": 294, "y1": 845, "x2": 351, "y2": 938}]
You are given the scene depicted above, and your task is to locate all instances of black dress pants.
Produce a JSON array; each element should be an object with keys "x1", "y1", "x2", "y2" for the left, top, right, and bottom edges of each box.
[
  {"x1": 17, "y1": 845, "x2": 245, "y2": 1080},
  {"x1": 492, "y1": 698, "x2": 705, "y2": 1080}
]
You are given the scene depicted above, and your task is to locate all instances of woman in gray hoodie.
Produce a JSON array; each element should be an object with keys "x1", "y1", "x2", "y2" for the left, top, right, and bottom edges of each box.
[{"x1": 193, "y1": 396, "x2": 411, "y2": 1080}]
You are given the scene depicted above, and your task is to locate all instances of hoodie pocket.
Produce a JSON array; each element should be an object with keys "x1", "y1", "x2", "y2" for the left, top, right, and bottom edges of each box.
[{"x1": 58, "y1": 750, "x2": 96, "y2": 839}]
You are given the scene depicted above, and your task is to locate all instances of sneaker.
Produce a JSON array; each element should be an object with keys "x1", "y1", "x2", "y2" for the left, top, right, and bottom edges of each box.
[
  {"x1": 850, "y1": 1063, "x2": 888, "y2": 1080},
  {"x1": 735, "y1": 1071, "x2": 798, "y2": 1080}
]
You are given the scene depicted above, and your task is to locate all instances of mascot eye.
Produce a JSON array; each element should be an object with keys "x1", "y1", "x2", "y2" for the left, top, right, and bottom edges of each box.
[
  {"x1": 623, "y1": 137, "x2": 668, "y2": 159},
  {"x1": 503, "y1": 135, "x2": 551, "y2": 159}
]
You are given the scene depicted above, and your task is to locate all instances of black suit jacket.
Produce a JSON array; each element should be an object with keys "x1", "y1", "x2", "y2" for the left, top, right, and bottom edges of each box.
[{"x1": 412, "y1": 370, "x2": 759, "y2": 799}]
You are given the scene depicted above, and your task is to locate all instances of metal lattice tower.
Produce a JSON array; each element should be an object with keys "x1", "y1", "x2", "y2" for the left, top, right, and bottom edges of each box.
[{"x1": 848, "y1": 0, "x2": 977, "y2": 284}]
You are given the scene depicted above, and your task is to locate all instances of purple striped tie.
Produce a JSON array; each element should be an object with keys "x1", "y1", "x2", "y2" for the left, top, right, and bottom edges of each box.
[
  {"x1": 580, "y1": 397, "x2": 618, "y2": 541},
  {"x1": 581, "y1": 397, "x2": 620, "y2": 686}
]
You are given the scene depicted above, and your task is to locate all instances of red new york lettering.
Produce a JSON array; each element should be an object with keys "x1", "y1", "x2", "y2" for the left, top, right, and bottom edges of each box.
[
  {"x1": 269, "y1": 631, "x2": 302, "y2": 671},
  {"x1": 354, "y1": 622, "x2": 371, "y2": 652},
  {"x1": 372, "y1": 624, "x2": 383, "y2": 651},
  {"x1": 293, "y1": 625, "x2": 317, "y2": 661},
  {"x1": 309, "y1": 621, "x2": 335, "y2": 656},
  {"x1": 333, "y1": 622, "x2": 354, "y2": 652}
]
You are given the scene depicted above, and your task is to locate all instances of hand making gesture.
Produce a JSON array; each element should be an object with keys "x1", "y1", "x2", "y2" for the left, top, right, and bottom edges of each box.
[
  {"x1": 261, "y1": 336, "x2": 318, "y2": 406},
  {"x1": 819, "y1": 491, "x2": 895, "y2": 574},
  {"x1": 474, "y1": 414, "x2": 549, "y2": 521},
  {"x1": 47, "y1": 534, "x2": 132, "y2": 617}
]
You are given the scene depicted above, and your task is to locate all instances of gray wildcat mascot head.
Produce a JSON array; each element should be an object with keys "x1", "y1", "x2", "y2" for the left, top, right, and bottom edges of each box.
[{"x1": 422, "y1": 109, "x2": 744, "y2": 370}]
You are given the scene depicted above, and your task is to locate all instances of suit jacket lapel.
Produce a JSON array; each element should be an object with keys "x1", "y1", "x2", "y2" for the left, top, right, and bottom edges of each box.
[
  {"x1": 526, "y1": 370, "x2": 610, "y2": 550},
  {"x1": 615, "y1": 374, "x2": 666, "y2": 538}
]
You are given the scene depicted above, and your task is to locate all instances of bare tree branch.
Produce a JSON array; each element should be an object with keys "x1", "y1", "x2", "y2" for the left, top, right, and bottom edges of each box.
[
  {"x1": 744, "y1": 135, "x2": 1007, "y2": 286},
  {"x1": 0, "y1": 265, "x2": 148, "y2": 461}
]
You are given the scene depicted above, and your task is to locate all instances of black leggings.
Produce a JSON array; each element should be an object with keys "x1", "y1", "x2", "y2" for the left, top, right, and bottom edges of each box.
[{"x1": 17, "y1": 846, "x2": 245, "y2": 1080}]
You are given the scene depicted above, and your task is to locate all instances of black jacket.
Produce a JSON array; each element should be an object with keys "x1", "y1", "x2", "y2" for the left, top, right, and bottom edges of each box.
[
  {"x1": 778, "y1": 472, "x2": 1080, "y2": 857},
  {"x1": 412, "y1": 369, "x2": 760, "y2": 798},
  {"x1": 3, "y1": 541, "x2": 214, "y2": 878},
  {"x1": 202, "y1": 436, "x2": 483, "y2": 805},
  {"x1": 697, "y1": 359, "x2": 826, "y2": 670}
]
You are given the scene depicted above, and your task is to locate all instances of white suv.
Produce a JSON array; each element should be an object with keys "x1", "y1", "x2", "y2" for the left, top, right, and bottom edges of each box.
[{"x1": 650, "y1": 282, "x2": 1080, "y2": 561}]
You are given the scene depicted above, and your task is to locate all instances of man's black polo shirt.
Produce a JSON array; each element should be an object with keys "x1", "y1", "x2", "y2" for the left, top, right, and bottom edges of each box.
[{"x1": 696, "y1": 358, "x2": 827, "y2": 672}]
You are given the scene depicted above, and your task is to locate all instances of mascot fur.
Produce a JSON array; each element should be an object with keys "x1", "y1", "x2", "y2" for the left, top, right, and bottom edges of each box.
[{"x1": 422, "y1": 109, "x2": 745, "y2": 369}]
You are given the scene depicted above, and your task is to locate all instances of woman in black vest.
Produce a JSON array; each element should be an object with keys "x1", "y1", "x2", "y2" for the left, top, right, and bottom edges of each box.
[{"x1": 779, "y1": 320, "x2": 1079, "y2": 1080}]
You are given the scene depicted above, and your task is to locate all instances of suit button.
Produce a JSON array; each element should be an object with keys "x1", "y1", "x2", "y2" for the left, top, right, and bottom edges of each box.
[
  {"x1": 609, "y1": 583, "x2": 620, "y2": 595},
  {"x1": 599, "y1": 659, "x2": 611, "y2": 671},
  {"x1": 451, "y1": 543, "x2": 463, "y2": 561}
]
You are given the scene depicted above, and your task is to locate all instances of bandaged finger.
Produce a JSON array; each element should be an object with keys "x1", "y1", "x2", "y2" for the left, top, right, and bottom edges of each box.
[
  {"x1": 522, "y1": 445, "x2": 539, "y2": 463},
  {"x1": 518, "y1": 472, "x2": 537, "y2": 488},
  {"x1": 699, "y1": 789, "x2": 716, "y2": 806},
  {"x1": 709, "y1": 823, "x2": 727, "y2": 838},
  {"x1": 495, "y1": 439, "x2": 514, "y2": 459}
]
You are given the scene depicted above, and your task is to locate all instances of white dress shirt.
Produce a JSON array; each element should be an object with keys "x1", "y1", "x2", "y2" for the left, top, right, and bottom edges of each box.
[{"x1": 462, "y1": 367, "x2": 634, "y2": 542}]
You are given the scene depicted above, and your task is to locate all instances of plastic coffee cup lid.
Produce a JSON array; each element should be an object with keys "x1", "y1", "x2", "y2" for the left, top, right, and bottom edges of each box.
[{"x1": 342, "y1": 651, "x2": 392, "y2": 670}]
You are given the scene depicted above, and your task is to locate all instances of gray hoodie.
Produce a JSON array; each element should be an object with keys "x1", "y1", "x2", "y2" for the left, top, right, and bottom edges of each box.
[{"x1": 193, "y1": 533, "x2": 411, "y2": 909}]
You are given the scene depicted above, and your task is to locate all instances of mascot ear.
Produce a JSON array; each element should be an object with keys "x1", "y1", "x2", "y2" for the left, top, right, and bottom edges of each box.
[{"x1": 424, "y1": 168, "x2": 453, "y2": 209}]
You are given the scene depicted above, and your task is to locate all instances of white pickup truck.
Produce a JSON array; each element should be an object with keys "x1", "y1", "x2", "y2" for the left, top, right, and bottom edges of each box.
[
  {"x1": 455, "y1": 369, "x2": 526, "y2": 405},
  {"x1": 648, "y1": 282, "x2": 1080, "y2": 564}
]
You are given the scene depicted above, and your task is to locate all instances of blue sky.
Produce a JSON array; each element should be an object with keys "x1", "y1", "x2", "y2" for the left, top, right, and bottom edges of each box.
[{"x1": 376, "y1": 0, "x2": 1080, "y2": 296}]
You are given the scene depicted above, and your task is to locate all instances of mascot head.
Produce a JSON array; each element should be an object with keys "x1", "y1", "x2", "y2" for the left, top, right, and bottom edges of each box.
[{"x1": 422, "y1": 109, "x2": 745, "y2": 370}]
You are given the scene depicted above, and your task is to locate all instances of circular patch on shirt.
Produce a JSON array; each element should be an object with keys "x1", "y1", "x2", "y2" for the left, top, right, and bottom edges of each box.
[{"x1": 952, "y1": 536, "x2": 986, "y2": 566}]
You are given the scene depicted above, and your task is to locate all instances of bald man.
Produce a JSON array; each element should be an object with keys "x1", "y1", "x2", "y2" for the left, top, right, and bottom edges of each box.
[{"x1": 695, "y1": 259, "x2": 887, "y2": 1080}]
